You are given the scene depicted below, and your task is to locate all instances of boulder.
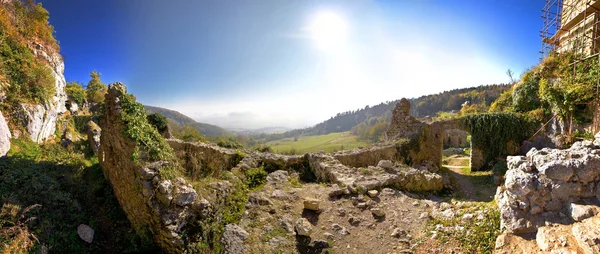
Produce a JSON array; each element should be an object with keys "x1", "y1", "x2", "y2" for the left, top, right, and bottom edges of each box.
[
  {"x1": 0, "y1": 111, "x2": 10, "y2": 157},
  {"x1": 173, "y1": 184, "x2": 197, "y2": 206},
  {"x1": 86, "y1": 121, "x2": 101, "y2": 155},
  {"x1": 295, "y1": 218, "x2": 312, "y2": 236},
  {"x1": 303, "y1": 198, "x2": 319, "y2": 211},
  {"x1": 221, "y1": 224, "x2": 249, "y2": 254},
  {"x1": 367, "y1": 190, "x2": 379, "y2": 198},
  {"x1": 570, "y1": 203, "x2": 594, "y2": 222},
  {"x1": 377, "y1": 160, "x2": 394, "y2": 169},
  {"x1": 370, "y1": 207, "x2": 385, "y2": 217},
  {"x1": 77, "y1": 224, "x2": 94, "y2": 243}
]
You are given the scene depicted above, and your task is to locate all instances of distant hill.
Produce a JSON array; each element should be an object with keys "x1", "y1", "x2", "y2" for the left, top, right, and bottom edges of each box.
[
  {"x1": 258, "y1": 84, "x2": 511, "y2": 141},
  {"x1": 144, "y1": 105, "x2": 232, "y2": 136}
]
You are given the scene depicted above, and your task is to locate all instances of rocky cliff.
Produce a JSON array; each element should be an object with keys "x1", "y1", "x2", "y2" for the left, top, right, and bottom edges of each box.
[{"x1": 0, "y1": 2, "x2": 68, "y2": 144}]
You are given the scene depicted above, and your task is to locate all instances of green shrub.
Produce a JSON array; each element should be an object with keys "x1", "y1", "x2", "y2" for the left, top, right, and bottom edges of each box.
[
  {"x1": 147, "y1": 112, "x2": 168, "y2": 134},
  {"x1": 217, "y1": 137, "x2": 243, "y2": 149},
  {"x1": 65, "y1": 81, "x2": 86, "y2": 106},
  {"x1": 246, "y1": 167, "x2": 267, "y2": 190}
]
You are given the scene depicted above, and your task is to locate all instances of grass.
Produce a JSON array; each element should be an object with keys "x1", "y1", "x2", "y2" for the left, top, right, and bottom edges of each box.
[
  {"x1": 265, "y1": 132, "x2": 371, "y2": 154},
  {"x1": 425, "y1": 201, "x2": 500, "y2": 254},
  {"x1": 1, "y1": 138, "x2": 158, "y2": 253}
]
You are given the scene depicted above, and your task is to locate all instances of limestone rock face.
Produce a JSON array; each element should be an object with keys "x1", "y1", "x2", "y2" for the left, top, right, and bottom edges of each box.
[
  {"x1": 496, "y1": 142, "x2": 600, "y2": 233},
  {"x1": 19, "y1": 103, "x2": 59, "y2": 143},
  {"x1": 0, "y1": 111, "x2": 10, "y2": 157},
  {"x1": 16, "y1": 43, "x2": 68, "y2": 143}
]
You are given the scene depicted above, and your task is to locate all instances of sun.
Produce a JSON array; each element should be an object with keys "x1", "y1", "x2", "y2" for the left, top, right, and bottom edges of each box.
[{"x1": 307, "y1": 11, "x2": 349, "y2": 51}]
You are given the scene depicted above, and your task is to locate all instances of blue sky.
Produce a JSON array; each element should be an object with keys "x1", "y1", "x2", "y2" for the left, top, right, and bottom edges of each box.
[{"x1": 41, "y1": 0, "x2": 543, "y2": 129}]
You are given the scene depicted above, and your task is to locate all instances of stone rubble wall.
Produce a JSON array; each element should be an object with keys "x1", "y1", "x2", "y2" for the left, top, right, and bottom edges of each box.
[
  {"x1": 496, "y1": 140, "x2": 600, "y2": 233},
  {"x1": 99, "y1": 84, "x2": 203, "y2": 253},
  {"x1": 167, "y1": 139, "x2": 238, "y2": 180},
  {"x1": 99, "y1": 86, "x2": 448, "y2": 253}
]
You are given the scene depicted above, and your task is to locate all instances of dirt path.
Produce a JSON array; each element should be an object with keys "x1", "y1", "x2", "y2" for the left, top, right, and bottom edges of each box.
[{"x1": 443, "y1": 156, "x2": 478, "y2": 201}]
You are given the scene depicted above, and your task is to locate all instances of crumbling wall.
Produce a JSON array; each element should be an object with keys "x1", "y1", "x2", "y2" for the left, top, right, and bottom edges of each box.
[
  {"x1": 167, "y1": 139, "x2": 238, "y2": 180},
  {"x1": 385, "y1": 98, "x2": 425, "y2": 140},
  {"x1": 444, "y1": 129, "x2": 468, "y2": 148},
  {"x1": 496, "y1": 140, "x2": 600, "y2": 233},
  {"x1": 99, "y1": 83, "x2": 202, "y2": 253}
]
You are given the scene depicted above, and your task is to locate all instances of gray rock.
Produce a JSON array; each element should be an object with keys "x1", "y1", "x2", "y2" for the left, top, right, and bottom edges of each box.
[
  {"x1": 221, "y1": 224, "x2": 249, "y2": 254},
  {"x1": 86, "y1": 121, "x2": 101, "y2": 155},
  {"x1": 271, "y1": 190, "x2": 291, "y2": 200},
  {"x1": 0, "y1": 111, "x2": 10, "y2": 157},
  {"x1": 295, "y1": 218, "x2": 312, "y2": 236},
  {"x1": 377, "y1": 160, "x2": 394, "y2": 169},
  {"x1": 391, "y1": 228, "x2": 406, "y2": 238},
  {"x1": 367, "y1": 190, "x2": 379, "y2": 198},
  {"x1": 248, "y1": 193, "x2": 273, "y2": 206},
  {"x1": 77, "y1": 224, "x2": 94, "y2": 243},
  {"x1": 569, "y1": 203, "x2": 594, "y2": 222},
  {"x1": 332, "y1": 223, "x2": 349, "y2": 235},
  {"x1": 174, "y1": 184, "x2": 197, "y2": 206},
  {"x1": 324, "y1": 232, "x2": 334, "y2": 239}
]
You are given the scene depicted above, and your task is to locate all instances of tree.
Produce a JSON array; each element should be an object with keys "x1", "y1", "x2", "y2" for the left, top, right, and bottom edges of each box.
[
  {"x1": 506, "y1": 69, "x2": 516, "y2": 84},
  {"x1": 86, "y1": 71, "x2": 107, "y2": 104}
]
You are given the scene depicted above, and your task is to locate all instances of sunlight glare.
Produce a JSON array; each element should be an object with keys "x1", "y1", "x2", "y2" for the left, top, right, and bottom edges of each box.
[{"x1": 307, "y1": 11, "x2": 349, "y2": 51}]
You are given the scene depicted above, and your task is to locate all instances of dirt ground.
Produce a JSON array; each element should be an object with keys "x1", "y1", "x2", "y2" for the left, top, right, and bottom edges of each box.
[{"x1": 238, "y1": 155, "x2": 500, "y2": 254}]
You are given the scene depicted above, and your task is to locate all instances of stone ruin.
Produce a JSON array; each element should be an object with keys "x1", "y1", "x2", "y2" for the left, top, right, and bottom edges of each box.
[
  {"x1": 97, "y1": 84, "x2": 448, "y2": 253},
  {"x1": 497, "y1": 140, "x2": 600, "y2": 233},
  {"x1": 495, "y1": 140, "x2": 600, "y2": 253},
  {"x1": 383, "y1": 98, "x2": 490, "y2": 171}
]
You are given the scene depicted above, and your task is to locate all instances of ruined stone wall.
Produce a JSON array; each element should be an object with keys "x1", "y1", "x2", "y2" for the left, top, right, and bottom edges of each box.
[
  {"x1": 496, "y1": 140, "x2": 600, "y2": 233},
  {"x1": 99, "y1": 84, "x2": 203, "y2": 253},
  {"x1": 167, "y1": 139, "x2": 237, "y2": 180},
  {"x1": 385, "y1": 98, "x2": 425, "y2": 141},
  {"x1": 444, "y1": 129, "x2": 468, "y2": 148}
]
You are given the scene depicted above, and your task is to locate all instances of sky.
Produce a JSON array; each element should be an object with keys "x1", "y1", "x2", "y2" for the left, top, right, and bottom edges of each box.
[{"x1": 41, "y1": 0, "x2": 544, "y2": 129}]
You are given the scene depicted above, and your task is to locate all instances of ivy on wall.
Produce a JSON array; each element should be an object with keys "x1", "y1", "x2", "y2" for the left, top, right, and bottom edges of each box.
[{"x1": 461, "y1": 113, "x2": 536, "y2": 165}]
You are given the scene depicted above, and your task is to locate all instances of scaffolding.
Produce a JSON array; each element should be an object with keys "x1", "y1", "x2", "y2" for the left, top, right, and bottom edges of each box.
[{"x1": 540, "y1": 0, "x2": 600, "y2": 133}]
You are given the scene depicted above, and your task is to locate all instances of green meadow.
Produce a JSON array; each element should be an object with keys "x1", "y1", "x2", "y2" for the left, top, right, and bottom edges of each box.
[{"x1": 265, "y1": 132, "x2": 371, "y2": 154}]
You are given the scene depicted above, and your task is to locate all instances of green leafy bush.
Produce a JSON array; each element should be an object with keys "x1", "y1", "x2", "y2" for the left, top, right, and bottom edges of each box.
[
  {"x1": 246, "y1": 167, "x2": 267, "y2": 189},
  {"x1": 65, "y1": 81, "x2": 86, "y2": 106},
  {"x1": 217, "y1": 137, "x2": 243, "y2": 149},
  {"x1": 147, "y1": 112, "x2": 168, "y2": 134}
]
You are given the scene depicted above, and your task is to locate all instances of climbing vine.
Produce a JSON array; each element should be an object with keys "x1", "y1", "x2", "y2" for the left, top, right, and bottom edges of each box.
[{"x1": 461, "y1": 113, "x2": 536, "y2": 165}]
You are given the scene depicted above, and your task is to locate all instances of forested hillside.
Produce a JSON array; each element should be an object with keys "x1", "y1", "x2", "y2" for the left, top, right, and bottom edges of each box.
[
  {"x1": 259, "y1": 84, "x2": 510, "y2": 141},
  {"x1": 144, "y1": 105, "x2": 232, "y2": 136}
]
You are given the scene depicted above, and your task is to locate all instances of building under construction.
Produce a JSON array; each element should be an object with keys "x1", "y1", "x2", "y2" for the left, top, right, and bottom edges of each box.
[
  {"x1": 541, "y1": 0, "x2": 600, "y2": 58},
  {"x1": 541, "y1": 0, "x2": 600, "y2": 133}
]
